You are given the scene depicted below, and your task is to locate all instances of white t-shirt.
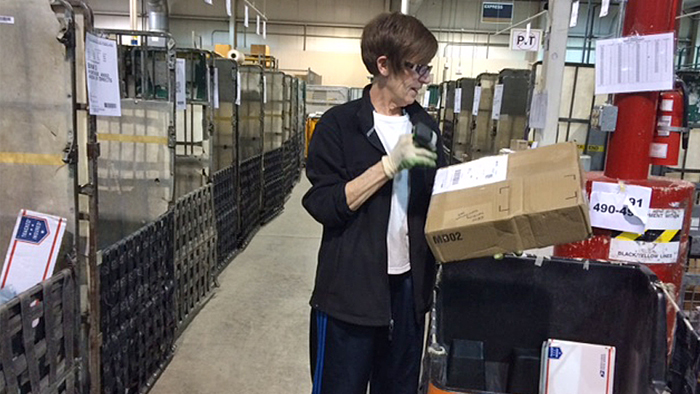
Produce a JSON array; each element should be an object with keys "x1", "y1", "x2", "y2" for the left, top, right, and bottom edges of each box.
[{"x1": 373, "y1": 111, "x2": 411, "y2": 275}]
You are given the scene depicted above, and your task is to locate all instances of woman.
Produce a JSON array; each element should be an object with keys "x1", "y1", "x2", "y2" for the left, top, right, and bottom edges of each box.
[{"x1": 303, "y1": 11, "x2": 445, "y2": 394}]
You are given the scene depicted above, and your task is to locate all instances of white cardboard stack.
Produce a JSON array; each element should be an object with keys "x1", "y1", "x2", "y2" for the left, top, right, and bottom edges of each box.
[{"x1": 540, "y1": 339, "x2": 616, "y2": 394}]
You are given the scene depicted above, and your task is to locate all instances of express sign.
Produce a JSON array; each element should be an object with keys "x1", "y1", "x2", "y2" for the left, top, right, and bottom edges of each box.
[{"x1": 509, "y1": 28, "x2": 543, "y2": 52}]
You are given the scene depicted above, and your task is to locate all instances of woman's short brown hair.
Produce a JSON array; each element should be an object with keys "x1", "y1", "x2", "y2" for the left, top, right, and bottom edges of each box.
[{"x1": 361, "y1": 12, "x2": 438, "y2": 77}]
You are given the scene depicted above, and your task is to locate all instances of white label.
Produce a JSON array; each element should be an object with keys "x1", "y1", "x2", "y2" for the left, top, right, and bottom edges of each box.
[
  {"x1": 176, "y1": 58, "x2": 187, "y2": 111},
  {"x1": 661, "y1": 99, "x2": 674, "y2": 111},
  {"x1": 491, "y1": 84, "x2": 504, "y2": 120},
  {"x1": 204, "y1": 0, "x2": 212, "y2": 4},
  {"x1": 226, "y1": 0, "x2": 232, "y2": 16},
  {"x1": 509, "y1": 28, "x2": 542, "y2": 52},
  {"x1": 609, "y1": 239, "x2": 679, "y2": 264},
  {"x1": 650, "y1": 142, "x2": 668, "y2": 159},
  {"x1": 85, "y1": 33, "x2": 121, "y2": 117},
  {"x1": 263, "y1": 21, "x2": 267, "y2": 39},
  {"x1": 236, "y1": 71, "x2": 241, "y2": 106},
  {"x1": 0, "y1": 15, "x2": 14, "y2": 24},
  {"x1": 263, "y1": 74, "x2": 267, "y2": 104},
  {"x1": 454, "y1": 88, "x2": 462, "y2": 114},
  {"x1": 213, "y1": 67, "x2": 220, "y2": 109},
  {"x1": 528, "y1": 92, "x2": 548, "y2": 129},
  {"x1": 244, "y1": 5, "x2": 249, "y2": 27},
  {"x1": 589, "y1": 182, "x2": 652, "y2": 233},
  {"x1": 256, "y1": 15, "x2": 261, "y2": 35},
  {"x1": 595, "y1": 32, "x2": 675, "y2": 95},
  {"x1": 2, "y1": 210, "x2": 67, "y2": 294},
  {"x1": 647, "y1": 208, "x2": 684, "y2": 230},
  {"x1": 658, "y1": 115, "x2": 672, "y2": 127},
  {"x1": 422, "y1": 91, "x2": 430, "y2": 107},
  {"x1": 472, "y1": 86, "x2": 482, "y2": 116},
  {"x1": 432, "y1": 155, "x2": 509, "y2": 195},
  {"x1": 600, "y1": 0, "x2": 610, "y2": 17},
  {"x1": 570, "y1": 1, "x2": 580, "y2": 27}
]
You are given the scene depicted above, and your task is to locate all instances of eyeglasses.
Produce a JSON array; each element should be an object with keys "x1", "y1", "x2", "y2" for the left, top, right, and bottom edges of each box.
[{"x1": 404, "y1": 61, "x2": 432, "y2": 78}]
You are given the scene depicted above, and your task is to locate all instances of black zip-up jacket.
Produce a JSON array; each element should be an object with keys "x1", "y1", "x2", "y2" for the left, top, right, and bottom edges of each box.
[{"x1": 302, "y1": 85, "x2": 447, "y2": 327}]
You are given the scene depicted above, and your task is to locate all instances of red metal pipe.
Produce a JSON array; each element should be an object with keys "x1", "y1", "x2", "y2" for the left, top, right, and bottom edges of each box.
[{"x1": 604, "y1": 0, "x2": 682, "y2": 180}]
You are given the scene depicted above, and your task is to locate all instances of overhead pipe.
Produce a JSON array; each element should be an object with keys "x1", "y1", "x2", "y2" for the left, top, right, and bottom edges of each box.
[{"x1": 147, "y1": 0, "x2": 169, "y2": 32}]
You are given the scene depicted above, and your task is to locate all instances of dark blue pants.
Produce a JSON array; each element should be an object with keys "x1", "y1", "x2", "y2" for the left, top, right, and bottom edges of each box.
[{"x1": 310, "y1": 272, "x2": 425, "y2": 394}]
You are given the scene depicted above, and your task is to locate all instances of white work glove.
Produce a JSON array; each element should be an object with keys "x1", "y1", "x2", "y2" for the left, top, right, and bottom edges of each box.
[{"x1": 381, "y1": 134, "x2": 438, "y2": 179}]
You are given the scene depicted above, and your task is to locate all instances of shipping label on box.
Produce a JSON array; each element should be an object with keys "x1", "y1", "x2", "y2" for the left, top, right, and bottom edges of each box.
[
  {"x1": 1, "y1": 210, "x2": 67, "y2": 293},
  {"x1": 425, "y1": 142, "x2": 592, "y2": 262},
  {"x1": 540, "y1": 339, "x2": 616, "y2": 394}
]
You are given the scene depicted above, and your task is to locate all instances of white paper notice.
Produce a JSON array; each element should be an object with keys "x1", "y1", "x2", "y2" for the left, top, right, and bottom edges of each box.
[
  {"x1": 256, "y1": 15, "x2": 261, "y2": 35},
  {"x1": 1, "y1": 210, "x2": 67, "y2": 294},
  {"x1": 422, "y1": 91, "x2": 430, "y2": 107},
  {"x1": 647, "y1": 208, "x2": 684, "y2": 230},
  {"x1": 570, "y1": 0, "x2": 580, "y2": 28},
  {"x1": 86, "y1": 33, "x2": 121, "y2": 117},
  {"x1": 529, "y1": 92, "x2": 548, "y2": 129},
  {"x1": 263, "y1": 21, "x2": 267, "y2": 39},
  {"x1": 213, "y1": 67, "x2": 220, "y2": 109},
  {"x1": 236, "y1": 71, "x2": 241, "y2": 106},
  {"x1": 244, "y1": 5, "x2": 249, "y2": 27},
  {"x1": 454, "y1": 87, "x2": 463, "y2": 114},
  {"x1": 432, "y1": 155, "x2": 509, "y2": 195},
  {"x1": 176, "y1": 58, "x2": 186, "y2": 111},
  {"x1": 609, "y1": 239, "x2": 679, "y2": 264},
  {"x1": 589, "y1": 182, "x2": 652, "y2": 233},
  {"x1": 0, "y1": 15, "x2": 14, "y2": 24},
  {"x1": 472, "y1": 86, "x2": 482, "y2": 116},
  {"x1": 595, "y1": 32, "x2": 675, "y2": 95},
  {"x1": 263, "y1": 74, "x2": 267, "y2": 104},
  {"x1": 491, "y1": 84, "x2": 504, "y2": 120},
  {"x1": 600, "y1": 0, "x2": 610, "y2": 17}
]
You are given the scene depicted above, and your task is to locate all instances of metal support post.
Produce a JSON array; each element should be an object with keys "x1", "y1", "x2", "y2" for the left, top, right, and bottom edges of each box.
[{"x1": 535, "y1": 0, "x2": 573, "y2": 146}]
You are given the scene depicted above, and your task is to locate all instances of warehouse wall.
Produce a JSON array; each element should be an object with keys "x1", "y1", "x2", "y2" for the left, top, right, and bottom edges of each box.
[{"x1": 90, "y1": 0, "x2": 696, "y2": 87}]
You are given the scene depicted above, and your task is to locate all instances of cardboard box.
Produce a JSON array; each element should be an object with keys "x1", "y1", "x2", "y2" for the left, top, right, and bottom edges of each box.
[
  {"x1": 510, "y1": 139, "x2": 529, "y2": 151},
  {"x1": 425, "y1": 142, "x2": 591, "y2": 262},
  {"x1": 540, "y1": 339, "x2": 616, "y2": 394},
  {"x1": 250, "y1": 44, "x2": 271, "y2": 56},
  {"x1": 214, "y1": 44, "x2": 232, "y2": 58}
]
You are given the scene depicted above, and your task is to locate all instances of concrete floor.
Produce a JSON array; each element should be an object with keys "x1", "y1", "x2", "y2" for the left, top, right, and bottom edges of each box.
[{"x1": 151, "y1": 176, "x2": 320, "y2": 394}]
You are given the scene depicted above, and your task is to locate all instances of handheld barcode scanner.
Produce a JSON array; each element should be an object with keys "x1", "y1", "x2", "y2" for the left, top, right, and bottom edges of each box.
[{"x1": 412, "y1": 122, "x2": 438, "y2": 152}]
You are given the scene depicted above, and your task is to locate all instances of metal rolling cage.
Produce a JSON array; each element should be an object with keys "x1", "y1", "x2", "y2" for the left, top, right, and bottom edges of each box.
[
  {"x1": 425, "y1": 84, "x2": 440, "y2": 122},
  {"x1": 172, "y1": 185, "x2": 217, "y2": 335},
  {"x1": 262, "y1": 72, "x2": 287, "y2": 222},
  {"x1": 0, "y1": 0, "x2": 83, "y2": 391},
  {"x1": 306, "y1": 85, "x2": 349, "y2": 114},
  {"x1": 211, "y1": 58, "x2": 240, "y2": 273},
  {"x1": 0, "y1": 269, "x2": 78, "y2": 394},
  {"x1": 175, "y1": 49, "x2": 215, "y2": 199},
  {"x1": 528, "y1": 62, "x2": 605, "y2": 169},
  {"x1": 238, "y1": 65, "x2": 265, "y2": 245},
  {"x1": 285, "y1": 78, "x2": 300, "y2": 194},
  {"x1": 492, "y1": 69, "x2": 531, "y2": 154},
  {"x1": 470, "y1": 72, "x2": 499, "y2": 161},
  {"x1": 92, "y1": 29, "x2": 176, "y2": 250},
  {"x1": 452, "y1": 78, "x2": 477, "y2": 163},
  {"x1": 439, "y1": 81, "x2": 457, "y2": 162},
  {"x1": 296, "y1": 80, "x2": 307, "y2": 176},
  {"x1": 99, "y1": 212, "x2": 175, "y2": 394}
]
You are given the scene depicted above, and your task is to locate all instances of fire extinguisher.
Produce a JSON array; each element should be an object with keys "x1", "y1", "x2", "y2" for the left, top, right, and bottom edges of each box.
[{"x1": 651, "y1": 80, "x2": 689, "y2": 166}]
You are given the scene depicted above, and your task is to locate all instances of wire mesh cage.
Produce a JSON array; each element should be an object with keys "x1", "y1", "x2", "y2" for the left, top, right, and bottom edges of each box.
[
  {"x1": 492, "y1": 69, "x2": 531, "y2": 155},
  {"x1": 453, "y1": 78, "x2": 477, "y2": 163},
  {"x1": 470, "y1": 73, "x2": 498, "y2": 161},
  {"x1": 93, "y1": 29, "x2": 176, "y2": 250},
  {"x1": 174, "y1": 49, "x2": 215, "y2": 199}
]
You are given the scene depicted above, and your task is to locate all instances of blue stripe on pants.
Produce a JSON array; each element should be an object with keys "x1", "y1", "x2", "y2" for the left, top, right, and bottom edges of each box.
[{"x1": 312, "y1": 310, "x2": 328, "y2": 394}]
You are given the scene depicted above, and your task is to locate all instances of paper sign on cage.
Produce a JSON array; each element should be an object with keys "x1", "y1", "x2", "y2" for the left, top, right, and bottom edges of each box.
[{"x1": 2, "y1": 210, "x2": 67, "y2": 294}]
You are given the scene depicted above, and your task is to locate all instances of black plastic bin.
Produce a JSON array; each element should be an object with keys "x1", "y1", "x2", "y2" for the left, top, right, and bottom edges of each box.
[{"x1": 422, "y1": 255, "x2": 668, "y2": 394}]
